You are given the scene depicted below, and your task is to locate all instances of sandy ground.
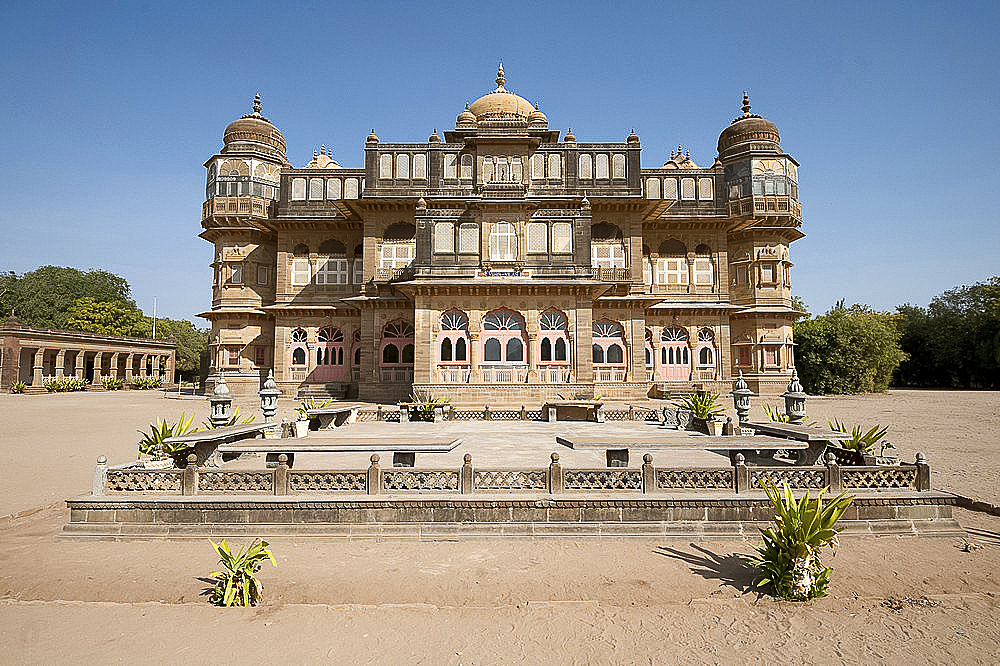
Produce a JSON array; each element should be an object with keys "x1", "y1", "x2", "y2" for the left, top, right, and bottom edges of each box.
[{"x1": 1, "y1": 389, "x2": 998, "y2": 663}]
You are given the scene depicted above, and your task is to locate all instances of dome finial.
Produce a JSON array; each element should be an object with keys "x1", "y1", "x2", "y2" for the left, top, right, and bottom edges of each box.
[
  {"x1": 253, "y1": 93, "x2": 261, "y2": 115},
  {"x1": 741, "y1": 91, "x2": 751, "y2": 115},
  {"x1": 496, "y1": 62, "x2": 506, "y2": 90}
]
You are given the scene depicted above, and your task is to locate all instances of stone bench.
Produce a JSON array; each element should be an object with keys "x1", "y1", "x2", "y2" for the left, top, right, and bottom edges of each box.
[
  {"x1": 739, "y1": 422, "x2": 854, "y2": 465},
  {"x1": 542, "y1": 401, "x2": 605, "y2": 423},
  {"x1": 217, "y1": 437, "x2": 463, "y2": 468},
  {"x1": 305, "y1": 402, "x2": 366, "y2": 430},
  {"x1": 556, "y1": 435, "x2": 809, "y2": 467},
  {"x1": 163, "y1": 422, "x2": 274, "y2": 467}
]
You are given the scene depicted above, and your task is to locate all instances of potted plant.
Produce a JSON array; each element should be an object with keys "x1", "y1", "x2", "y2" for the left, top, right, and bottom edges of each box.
[
  {"x1": 137, "y1": 412, "x2": 201, "y2": 468},
  {"x1": 674, "y1": 392, "x2": 725, "y2": 435},
  {"x1": 404, "y1": 390, "x2": 451, "y2": 422},
  {"x1": 293, "y1": 397, "x2": 330, "y2": 437}
]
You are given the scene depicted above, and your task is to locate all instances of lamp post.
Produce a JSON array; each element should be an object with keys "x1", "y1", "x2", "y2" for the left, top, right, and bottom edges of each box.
[
  {"x1": 207, "y1": 376, "x2": 233, "y2": 428},
  {"x1": 259, "y1": 370, "x2": 280, "y2": 438},
  {"x1": 730, "y1": 370, "x2": 753, "y2": 424},
  {"x1": 781, "y1": 369, "x2": 808, "y2": 425}
]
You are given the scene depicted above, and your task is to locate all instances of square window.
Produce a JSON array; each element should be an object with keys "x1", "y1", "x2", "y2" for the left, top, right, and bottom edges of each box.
[
  {"x1": 226, "y1": 346, "x2": 241, "y2": 366},
  {"x1": 257, "y1": 265, "x2": 268, "y2": 285},
  {"x1": 292, "y1": 258, "x2": 311, "y2": 285},
  {"x1": 253, "y1": 345, "x2": 267, "y2": 367},
  {"x1": 527, "y1": 222, "x2": 547, "y2": 253}
]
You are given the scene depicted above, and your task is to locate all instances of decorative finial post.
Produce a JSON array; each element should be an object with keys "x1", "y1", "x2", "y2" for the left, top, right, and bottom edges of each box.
[
  {"x1": 253, "y1": 93, "x2": 262, "y2": 115},
  {"x1": 782, "y1": 369, "x2": 807, "y2": 425},
  {"x1": 259, "y1": 370, "x2": 280, "y2": 438},
  {"x1": 208, "y1": 376, "x2": 233, "y2": 428},
  {"x1": 741, "y1": 91, "x2": 751, "y2": 115},
  {"x1": 496, "y1": 62, "x2": 505, "y2": 89},
  {"x1": 731, "y1": 370, "x2": 753, "y2": 424}
]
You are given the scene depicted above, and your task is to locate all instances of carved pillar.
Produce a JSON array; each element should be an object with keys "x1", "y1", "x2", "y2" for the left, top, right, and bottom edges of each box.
[
  {"x1": 32, "y1": 348, "x2": 45, "y2": 385},
  {"x1": 526, "y1": 332, "x2": 537, "y2": 382},
  {"x1": 91, "y1": 352, "x2": 104, "y2": 384},
  {"x1": 628, "y1": 311, "x2": 645, "y2": 385},
  {"x1": 108, "y1": 353, "x2": 119, "y2": 379},
  {"x1": 575, "y1": 301, "x2": 594, "y2": 384},
  {"x1": 468, "y1": 331, "x2": 480, "y2": 383},
  {"x1": 686, "y1": 252, "x2": 695, "y2": 294},
  {"x1": 124, "y1": 353, "x2": 134, "y2": 382},
  {"x1": 55, "y1": 350, "x2": 66, "y2": 378}
]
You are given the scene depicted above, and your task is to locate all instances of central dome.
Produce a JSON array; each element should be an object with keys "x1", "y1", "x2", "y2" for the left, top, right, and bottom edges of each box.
[{"x1": 467, "y1": 64, "x2": 535, "y2": 120}]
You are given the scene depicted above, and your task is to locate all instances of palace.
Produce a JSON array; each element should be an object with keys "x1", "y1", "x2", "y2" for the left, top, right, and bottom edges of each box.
[{"x1": 200, "y1": 66, "x2": 803, "y2": 403}]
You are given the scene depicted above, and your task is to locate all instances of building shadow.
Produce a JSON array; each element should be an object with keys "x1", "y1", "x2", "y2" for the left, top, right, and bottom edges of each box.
[
  {"x1": 964, "y1": 527, "x2": 1000, "y2": 546},
  {"x1": 654, "y1": 542, "x2": 757, "y2": 593}
]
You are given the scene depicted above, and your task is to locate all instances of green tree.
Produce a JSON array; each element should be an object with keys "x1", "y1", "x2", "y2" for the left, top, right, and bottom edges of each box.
[
  {"x1": 0, "y1": 266, "x2": 131, "y2": 329},
  {"x1": 793, "y1": 303, "x2": 907, "y2": 394},
  {"x1": 154, "y1": 318, "x2": 208, "y2": 380},
  {"x1": 896, "y1": 277, "x2": 1000, "y2": 388},
  {"x1": 67, "y1": 297, "x2": 152, "y2": 337}
]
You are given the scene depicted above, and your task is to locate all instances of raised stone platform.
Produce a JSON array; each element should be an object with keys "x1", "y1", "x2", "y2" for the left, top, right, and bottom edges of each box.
[{"x1": 62, "y1": 492, "x2": 963, "y2": 540}]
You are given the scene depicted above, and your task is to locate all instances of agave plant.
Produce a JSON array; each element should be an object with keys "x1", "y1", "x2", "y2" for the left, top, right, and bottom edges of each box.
[
  {"x1": 747, "y1": 481, "x2": 854, "y2": 601},
  {"x1": 761, "y1": 403, "x2": 790, "y2": 423},
  {"x1": 827, "y1": 418, "x2": 892, "y2": 455},
  {"x1": 294, "y1": 397, "x2": 331, "y2": 419},
  {"x1": 137, "y1": 412, "x2": 201, "y2": 459},
  {"x1": 673, "y1": 392, "x2": 724, "y2": 419},
  {"x1": 209, "y1": 538, "x2": 277, "y2": 607},
  {"x1": 10, "y1": 381, "x2": 26, "y2": 394}
]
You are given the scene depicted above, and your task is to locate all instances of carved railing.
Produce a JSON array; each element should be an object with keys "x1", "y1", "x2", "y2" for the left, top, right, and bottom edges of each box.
[
  {"x1": 202, "y1": 196, "x2": 271, "y2": 219},
  {"x1": 93, "y1": 452, "x2": 933, "y2": 497},
  {"x1": 590, "y1": 267, "x2": 631, "y2": 282},
  {"x1": 436, "y1": 365, "x2": 470, "y2": 383},
  {"x1": 480, "y1": 365, "x2": 528, "y2": 383}
]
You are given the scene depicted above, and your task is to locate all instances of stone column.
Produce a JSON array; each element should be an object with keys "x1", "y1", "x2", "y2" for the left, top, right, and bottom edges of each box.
[
  {"x1": 91, "y1": 352, "x2": 104, "y2": 385},
  {"x1": 55, "y1": 350, "x2": 66, "y2": 378},
  {"x1": 628, "y1": 311, "x2": 645, "y2": 385},
  {"x1": 123, "y1": 353, "x2": 134, "y2": 383},
  {"x1": 32, "y1": 348, "x2": 45, "y2": 386},
  {"x1": 686, "y1": 252, "x2": 695, "y2": 293},
  {"x1": 574, "y1": 302, "x2": 594, "y2": 384},
  {"x1": 526, "y1": 332, "x2": 537, "y2": 382},
  {"x1": 468, "y1": 331, "x2": 480, "y2": 383},
  {"x1": 109, "y1": 353, "x2": 119, "y2": 379}
]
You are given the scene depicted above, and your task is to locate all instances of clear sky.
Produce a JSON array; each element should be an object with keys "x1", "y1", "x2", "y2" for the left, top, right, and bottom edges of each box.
[{"x1": 2, "y1": 0, "x2": 997, "y2": 322}]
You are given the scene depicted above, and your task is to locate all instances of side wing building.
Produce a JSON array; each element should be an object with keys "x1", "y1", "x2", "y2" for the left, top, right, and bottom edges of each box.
[{"x1": 200, "y1": 67, "x2": 803, "y2": 403}]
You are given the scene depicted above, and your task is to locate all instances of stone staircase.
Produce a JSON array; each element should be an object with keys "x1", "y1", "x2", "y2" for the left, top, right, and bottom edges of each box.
[
  {"x1": 650, "y1": 382, "x2": 703, "y2": 400},
  {"x1": 295, "y1": 382, "x2": 349, "y2": 401}
]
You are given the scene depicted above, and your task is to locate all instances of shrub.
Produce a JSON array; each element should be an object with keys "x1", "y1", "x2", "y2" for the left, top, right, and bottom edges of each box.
[
  {"x1": 102, "y1": 376, "x2": 125, "y2": 391},
  {"x1": 209, "y1": 538, "x2": 276, "y2": 607},
  {"x1": 10, "y1": 381, "x2": 27, "y2": 394},
  {"x1": 294, "y1": 397, "x2": 331, "y2": 419},
  {"x1": 132, "y1": 376, "x2": 164, "y2": 390},
  {"x1": 137, "y1": 412, "x2": 201, "y2": 460},
  {"x1": 747, "y1": 481, "x2": 854, "y2": 601},
  {"x1": 407, "y1": 390, "x2": 451, "y2": 421},
  {"x1": 42, "y1": 376, "x2": 88, "y2": 392},
  {"x1": 761, "y1": 403, "x2": 790, "y2": 423},
  {"x1": 202, "y1": 405, "x2": 255, "y2": 429},
  {"x1": 673, "y1": 392, "x2": 724, "y2": 419}
]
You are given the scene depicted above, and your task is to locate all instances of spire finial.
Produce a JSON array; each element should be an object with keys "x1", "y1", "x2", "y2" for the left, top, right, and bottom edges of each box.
[
  {"x1": 741, "y1": 91, "x2": 751, "y2": 115},
  {"x1": 253, "y1": 93, "x2": 261, "y2": 115},
  {"x1": 321, "y1": 144, "x2": 326, "y2": 155},
  {"x1": 496, "y1": 62, "x2": 506, "y2": 90}
]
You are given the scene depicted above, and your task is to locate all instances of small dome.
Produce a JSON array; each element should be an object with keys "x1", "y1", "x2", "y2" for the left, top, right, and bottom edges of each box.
[
  {"x1": 564, "y1": 128, "x2": 576, "y2": 143},
  {"x1": 223, "y1": 94, "x2": 286, "y2": 160},
  {"x1": 627, "y1": 128, "x2": 639, "y2": 144},
  {"x1": 528, "y1": 102, "x2": 548, "y2": 128},
  {"x1": 366, "y1": 129, "x2": 379, "y2": 144},
  {"x1": 456, "y1": 103, "x2": 476, "y2": 129},
  {"x1": 717, "y1": 92, "x2": 780, "y2": 160},
  {"x1": 467, "y1": 64, "x2": 535, "y2": 121},
  {"x1": 428, "y1": 128, "x2": 441, "y2": 143}
]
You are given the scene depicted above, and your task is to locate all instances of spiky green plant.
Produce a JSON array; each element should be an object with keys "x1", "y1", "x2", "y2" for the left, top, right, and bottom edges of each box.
[
  {"x1": 132, "y1": 376, "x2": 163, "y2": 390},
  {"x1": 10, "y1": 381, "x2": 26, "y2": 394},
  {"x1": 294, "y1": 397, "x2": 331, "y2": 419},
  {"x1": 102, "y1": 376, "x2": 125, "y2": 391},
  {"x1": 673, "y1": 392, "x2": 724, "y2": 419},
  {"x1": 761, "y1": 403, "x2": 790, "y2": 423},
  {"x1": 137, "y1": 412, "x2": 201, "y2": 460},
  {"x1": 407, "y1": 390, "x2": 451, "y2": 421},
  {"x1": 208, "y1": 538, "x2": 276, "y2": 607},
  {"x1": 827, "y1": 418, "x2": 892, "y2": 455},
  {"x1": 747, "y1": 481, "x2": 854, "y2": 601}
]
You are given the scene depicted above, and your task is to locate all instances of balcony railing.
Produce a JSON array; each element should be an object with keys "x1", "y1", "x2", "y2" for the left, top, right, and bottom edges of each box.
[
  {"x1": 590, "y1": 267, "x2": 631, "y2": 282},
  {"x1": 202, "y1": 196, "x2": 271, "y2": 220},
  {"x1": 537, "y1": 365, "x2": 571, "y2": 383},
  {"x1": 380, "y1": 367, "x2": 414, "y2": 384},
  {"x1": 594, "y1": 367, "x2": 627, "y2": 382},
  {"x1": 375, "y1": 267, "x2": 416, "y2": 282},
  {"x1": 727, "y1": 196, "x2": 801, "y2": 220},
  {"x1": 436, "y1": 365, "x2": 470, "y2": 383},
  {"x1": 480, "y1": 365, "x2": 528, "y2": 384}
]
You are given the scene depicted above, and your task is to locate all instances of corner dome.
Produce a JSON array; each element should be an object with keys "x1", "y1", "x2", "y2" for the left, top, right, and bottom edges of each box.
[
  {"x1": 528, "y1": 102, "x2": 548, "y2": 128},
  {"x1": 223, "y1": 94, "x2": 287, "y2": 161},
  {"x1": 467, "y1": 64, "x2": 535, "y2": 121},
  {"x1": 717, "y1": 92, "x2": 780, "y2": 161}
]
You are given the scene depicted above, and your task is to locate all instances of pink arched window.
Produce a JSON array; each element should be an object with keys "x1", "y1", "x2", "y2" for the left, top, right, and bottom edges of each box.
[
  {"x1": 592, "y1": 320, "x2": 626, "y2": 367},
  {"x1": 482, "y1": 309, "x2": 526, "y2": 364},
  {"x1": 439, "y1": 310, "x2": 470, "y2": 363},
  {"x1": 539, "y1": 309, "x2": 569, "y2": 364},
  {"x1": 660, "y1": 327, "x2": 690, "y2": 381},
  {"x1": 289, "y1": 328, "x2": 309, "y2": 368},
  {"x1": 315, "y1": 326, "x2": 345, "y2": 381},
  {"x1": 696, "y1": 327, "x2": 716, "y2": 368},
  {"x1": 381, "y1": 320, "x2": 414, "y2": 366}
]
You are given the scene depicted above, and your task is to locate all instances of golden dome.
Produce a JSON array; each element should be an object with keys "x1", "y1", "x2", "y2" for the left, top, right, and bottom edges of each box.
[
  {"x1": 528, "y1": 102, "x2": 548, "y2": 128},
  {"x1": 223, "y1": 94, "x2": 286, "y2": 160},
  {"x1": 467, "y1": 64, "x2": 535, "y2": 120}
]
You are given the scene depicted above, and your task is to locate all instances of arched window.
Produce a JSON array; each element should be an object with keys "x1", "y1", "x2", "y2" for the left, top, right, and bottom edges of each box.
[
  {"x1": 656, "y1": 239, "x2": 688, "y2": 286},
  {"x1": 438, "y1": 310, "x2": 470, "y2": 364},
  {"x1": 315, "y1": 326, "x2": 345, "y2": 380},
  {"x1": 316, "y1": 239, "x2": 348, "y2": 285},
  {"x1": 644, "y1": 328, "x2": 654, "y2": 368},
  {"x1": 289, "y1": 328, "x2": 309, "y2": 368},
  {"x1": 660, "y1": 327, "x2": 690, "y2": 380},
  {"x1": 352, "y1": 329, "x2": 361, "y2": 369},
  {"x1": 696, "y1": 327, "x2": 716, "y2": 368},
  {"x1": 381, "y1": 320, "x2": 414, "y2": 367},
  {"x1": 482, "y1": 309, "x2": 526, "y2": 365},
  {"x1": 694, "y1": 244, "x2": 714, "y2": 287},
  {"x1": 592, "y1": 320, "x2": 627, "y2": 381},
  {"x1": 539, "y1": 309, "x2": 569, "y2": 364},
  {"x1": 591, "y1": 222, "x2": 626, "y2": 270}
]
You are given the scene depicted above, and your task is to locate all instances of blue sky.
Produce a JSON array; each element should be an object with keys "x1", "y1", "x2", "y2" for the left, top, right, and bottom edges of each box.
[{"x1": 2, "y1": 1, "x2": 997, "y2": 322}]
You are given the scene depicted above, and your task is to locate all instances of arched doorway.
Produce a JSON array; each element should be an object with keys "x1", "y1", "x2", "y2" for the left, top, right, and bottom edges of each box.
[
  {"x1": 314, "y1": 326, "x2": 345, "y2": 381},
  {"x1": 660, "y1": 327, "x2": 690, "y2": 381}
]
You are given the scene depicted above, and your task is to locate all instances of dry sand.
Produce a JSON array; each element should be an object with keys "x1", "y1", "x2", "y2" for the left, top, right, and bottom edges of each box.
[{"x1": 1, "y1": 389, "x2": 998, "y2": 663}]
